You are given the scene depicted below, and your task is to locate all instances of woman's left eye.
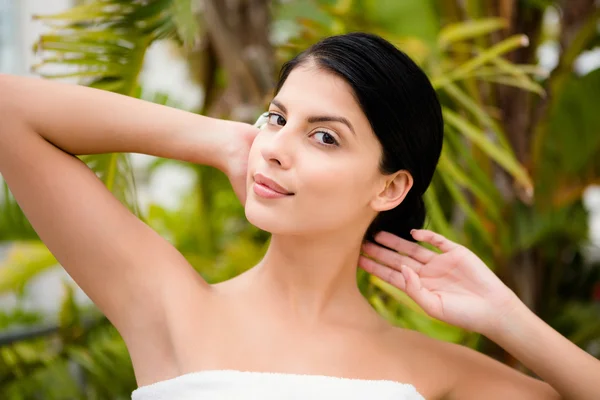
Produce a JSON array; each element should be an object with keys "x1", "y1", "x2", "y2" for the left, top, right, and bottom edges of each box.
[{"x1": 313, "y1": 131, "x2": 339, "y2": 147}]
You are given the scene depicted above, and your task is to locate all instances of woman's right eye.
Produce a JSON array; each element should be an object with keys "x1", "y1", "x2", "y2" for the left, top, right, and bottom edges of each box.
[{"x1": 267, "y1": 112, "x2": 286, "y2": 126}]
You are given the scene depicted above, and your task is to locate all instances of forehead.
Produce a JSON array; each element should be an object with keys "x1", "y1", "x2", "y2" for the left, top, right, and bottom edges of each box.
[{"x1": 275, "y1": 64, "x2": 367, "y2": 125}]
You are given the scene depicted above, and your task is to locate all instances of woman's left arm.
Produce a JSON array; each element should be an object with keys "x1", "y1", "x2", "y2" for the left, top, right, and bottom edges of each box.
[
  {"x1": 488, "y1": 299, "x2": 599, "y2": 399},
  {"x1": 360, "y1": 229, "x2": 600, "y2": 400}
]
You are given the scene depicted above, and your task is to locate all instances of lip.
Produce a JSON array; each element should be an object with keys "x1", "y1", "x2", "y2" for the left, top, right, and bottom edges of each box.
[{"x1": 253, "y1": 173, "x2": 294, "y2": 198}]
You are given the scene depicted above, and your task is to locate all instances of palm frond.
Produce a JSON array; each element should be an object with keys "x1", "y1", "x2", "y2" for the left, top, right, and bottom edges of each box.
[
  {"x1": 438, "y1": 17, "x2": 507, "y2": 49},
  {"x1": 442, "y1": 82, "x2": 512, "y2": 151},
  {"x1": 32, "y1": 0, "x2": 199, "y2": 214},
  {"x1": 81, "y1": 153, "x2": 140, "y2": 215},
  {"x1": 442, "y1": 107, "x2": 533, "y2": 194},
  {"x1": 441, "y1": 34, "x2": 530, "y2": 83},
  {"x1": 437, "y1": 152, "x2": 502, "y2": 222}
]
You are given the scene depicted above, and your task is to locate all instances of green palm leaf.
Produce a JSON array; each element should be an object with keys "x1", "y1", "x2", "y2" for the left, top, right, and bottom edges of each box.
[
  {"x1": 32, "y1": 0, "x2": 199, "y2": 215},
  {"x1": 437, "y1": 152, "x2": 501, "y2": 222},
  {"x1": 443, "y1": 107, "x2": 533, "y2": 194},
  {"x1": 442, "y1": 34, "x2": 530, "y2": 83},
  {"x1": 438, "y1": 17, "x2": 507, "y2": 48},
  {"x1": 442, "y1": 82, "x2": 513, "y2": 152}
]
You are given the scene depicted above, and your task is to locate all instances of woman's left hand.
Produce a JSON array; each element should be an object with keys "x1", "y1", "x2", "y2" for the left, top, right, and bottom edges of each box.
[{"x1": 359, "y1": 229, "x2": 522, "y2": 336}]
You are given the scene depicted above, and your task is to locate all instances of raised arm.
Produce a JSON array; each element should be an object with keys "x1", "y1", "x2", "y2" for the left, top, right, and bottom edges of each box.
[
  {"x1": 0, "y1": 74, "x2": 229, "y2": 164},
  {"x1": 361, "y1": 229, "x2": 600, "y2": 399},
  {"x1": 0, "y1": 74, "x2": 257, "y2": 383}
]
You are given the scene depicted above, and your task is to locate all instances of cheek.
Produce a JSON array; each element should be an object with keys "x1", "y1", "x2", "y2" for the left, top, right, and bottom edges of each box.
[
  {"x1": 249, "y1": 132, "x2": 264, "y2": 159},
  {"x1": 298, "y1": 155, "x2": 377, "y2": 203}
]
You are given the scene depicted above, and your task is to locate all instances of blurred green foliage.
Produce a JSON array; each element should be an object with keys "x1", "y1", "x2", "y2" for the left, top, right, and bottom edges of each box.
[{"x1": 0, "y1": 0, "x2": 599, "y2": 398}]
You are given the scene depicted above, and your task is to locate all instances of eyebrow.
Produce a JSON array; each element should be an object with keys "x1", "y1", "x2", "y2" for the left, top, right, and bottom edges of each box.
[{"x1": 271, "y1": 99, "x2": 356, "y2": 136}]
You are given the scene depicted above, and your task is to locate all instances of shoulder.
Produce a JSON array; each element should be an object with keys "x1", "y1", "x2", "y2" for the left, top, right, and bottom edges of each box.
[
  {"x1": 385, "y1": 328, "x2": 558, "y2": 400},
  {"x1": 379, "y1": 327, "x2": 459, "y2": 398}
]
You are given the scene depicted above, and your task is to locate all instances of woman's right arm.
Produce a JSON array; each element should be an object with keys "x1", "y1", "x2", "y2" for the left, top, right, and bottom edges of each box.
[
  {"x1": 0, "y1": 74, "x2": 229, "y2": 164},
  {"x1": 0, "y1": 75, "x2": 239, "y2": 377}
]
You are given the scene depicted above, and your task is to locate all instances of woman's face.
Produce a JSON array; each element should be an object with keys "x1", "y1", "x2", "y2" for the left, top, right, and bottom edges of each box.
[{"x1": 245, "y1": 64, "x2": 387, "y2": 236}]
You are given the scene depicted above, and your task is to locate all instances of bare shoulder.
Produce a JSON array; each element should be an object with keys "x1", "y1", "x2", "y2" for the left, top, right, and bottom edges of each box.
[
  {"x1": 384, "y1": 327, "x2": 558, "y2": 400},
  {"x1": 380, "y1": 327, "x2": 459, "y2": 398}
]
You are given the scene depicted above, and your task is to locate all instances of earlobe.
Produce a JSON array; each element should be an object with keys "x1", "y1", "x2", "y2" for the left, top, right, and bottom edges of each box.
[{"x1": 371, "y1": 171, "x2": 413, "y2": 212}]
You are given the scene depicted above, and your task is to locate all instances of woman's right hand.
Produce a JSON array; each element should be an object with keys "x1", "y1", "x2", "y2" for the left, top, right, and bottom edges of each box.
[{"x1": 218, "y1": 121, "x2": 260, "y2": 204}]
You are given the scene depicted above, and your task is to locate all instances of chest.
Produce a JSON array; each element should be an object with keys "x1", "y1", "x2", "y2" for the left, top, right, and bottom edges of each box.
[{"x1": 169, "y1": 303, "x2": 409, "y2": 383}]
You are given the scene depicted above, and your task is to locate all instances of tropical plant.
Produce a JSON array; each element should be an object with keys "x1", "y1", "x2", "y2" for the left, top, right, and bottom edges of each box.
[{"x1": 0, "y1": 0, "x2": 598, "y2": 397}]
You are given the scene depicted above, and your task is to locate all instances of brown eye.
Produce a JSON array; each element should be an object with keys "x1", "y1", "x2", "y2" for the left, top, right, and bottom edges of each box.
[
  {"x1": 267, "y1": 112, "x2": 286, "y2": 126},
  {"x1": 313, "y1": 131, "x2": 339, "y2": 146}
]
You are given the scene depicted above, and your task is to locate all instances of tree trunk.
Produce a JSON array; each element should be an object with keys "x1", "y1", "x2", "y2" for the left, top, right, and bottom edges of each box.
[{"x1": 197, "y1": 0, "x2": 275, "y2": 121}]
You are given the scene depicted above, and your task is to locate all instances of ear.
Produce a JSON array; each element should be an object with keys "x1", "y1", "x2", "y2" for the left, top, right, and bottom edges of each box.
[{"x1": 370, "y1": 170, "x2": 413, "y2": 212}]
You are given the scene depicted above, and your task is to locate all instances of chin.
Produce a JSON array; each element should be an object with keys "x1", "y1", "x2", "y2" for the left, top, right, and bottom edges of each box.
[
  {"x1": 245, "y1": 204, "x2": 347, "y2": 238},
  {"x1": 244, "y1": 199, "x2": 289, "y2": 234}
]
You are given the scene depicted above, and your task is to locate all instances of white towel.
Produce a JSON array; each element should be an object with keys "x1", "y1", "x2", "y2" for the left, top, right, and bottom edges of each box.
[{"x1": 132, "y1": 369, "x2": 425, "y2": 399}]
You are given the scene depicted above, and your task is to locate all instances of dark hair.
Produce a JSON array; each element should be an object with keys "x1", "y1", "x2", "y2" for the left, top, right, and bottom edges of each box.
[{"x1": 275, "y1": 32, "x2": 443, "y2": 242}]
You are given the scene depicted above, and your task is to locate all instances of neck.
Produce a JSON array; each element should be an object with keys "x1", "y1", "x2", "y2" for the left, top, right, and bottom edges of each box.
[{"x1": 251, "y1": 228, "x2": 372, "y2": 324}]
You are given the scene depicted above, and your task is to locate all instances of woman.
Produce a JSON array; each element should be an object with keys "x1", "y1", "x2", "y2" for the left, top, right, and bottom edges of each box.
[{"x1": 0, "y1": 32, "x2": 598, "y2": 399}]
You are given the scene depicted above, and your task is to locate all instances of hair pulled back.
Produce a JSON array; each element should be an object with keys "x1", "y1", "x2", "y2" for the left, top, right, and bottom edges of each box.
[{"x1": 274, "y1": 32, "x2": 443, "y2": 242}]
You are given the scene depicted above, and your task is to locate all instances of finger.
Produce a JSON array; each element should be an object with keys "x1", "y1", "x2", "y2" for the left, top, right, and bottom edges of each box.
[
  {"x1": 361, "y1": 241, "x2": 423, "y2": 273},
  {"x1": 401, "y1": 265, "x2": 442, "y2": 319},
  {"x1": 373, "y1": 231, "x2": 437, "y2": 264},
  {"x1": 358, "y1": 256, "x2": 406, "y2": 291},
  {"x1": 410, "y1": 229, "x2": 459, "y2": 253}
]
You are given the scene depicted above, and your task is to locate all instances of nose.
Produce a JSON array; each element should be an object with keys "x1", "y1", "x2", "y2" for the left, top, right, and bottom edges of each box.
[{"x1": 259, "y1": 127, "x2": 294, "y2": 169}]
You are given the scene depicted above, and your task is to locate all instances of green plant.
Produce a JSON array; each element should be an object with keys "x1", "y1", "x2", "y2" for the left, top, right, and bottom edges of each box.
[{"x1": 1, "y1": 0, "x2": 598, "y2": 397}]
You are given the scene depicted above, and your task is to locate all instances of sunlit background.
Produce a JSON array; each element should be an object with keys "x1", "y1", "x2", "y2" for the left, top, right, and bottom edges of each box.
[{"x1": 0, "y1": 0, "x2": 599, "y2": 398}]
